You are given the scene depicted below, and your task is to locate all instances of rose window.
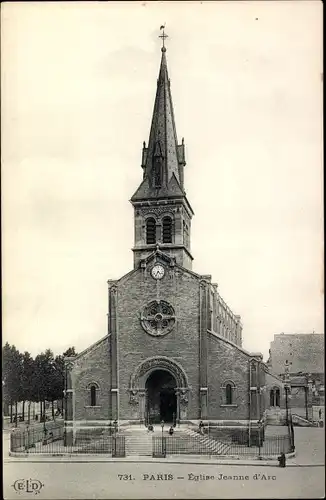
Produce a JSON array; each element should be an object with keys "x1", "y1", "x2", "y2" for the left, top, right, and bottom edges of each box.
[{"x1": 141, "y1": 300, "x2": 176, "y2": 337}]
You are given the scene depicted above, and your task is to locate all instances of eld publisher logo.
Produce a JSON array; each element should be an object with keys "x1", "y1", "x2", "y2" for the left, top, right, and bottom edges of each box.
[{"x1": 12, "y1": 479, "x2": 44, "y2": 495}]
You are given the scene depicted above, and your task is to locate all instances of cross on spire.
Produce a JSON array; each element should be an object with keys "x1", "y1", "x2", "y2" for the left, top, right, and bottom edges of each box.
[{"x1": 159, "y1": 25, "x2": 168, "y2": 51}]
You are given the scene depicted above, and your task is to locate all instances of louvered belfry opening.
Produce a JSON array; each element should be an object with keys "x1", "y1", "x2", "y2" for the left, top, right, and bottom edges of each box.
[
  {"x1": 162, "y1": 216, "x2": 173, "y2": 243},
  {"x1": 146, "y1": 218, "x2": 156, "y2": 244}
]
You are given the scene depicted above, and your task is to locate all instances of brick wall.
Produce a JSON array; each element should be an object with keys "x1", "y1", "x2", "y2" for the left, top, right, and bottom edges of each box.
[
  {"x1": 72, "y1": 338, "x2": 111, "y2": 421},
  {"x1": 207, "y1": 333, "x2": 250, "y2": 420},
  {"x1": 117, "y1": 260, "x2": 201, "y2": 419},
  {"x1": 70, "y1": 256, "x2": 259, "y2": 424}
]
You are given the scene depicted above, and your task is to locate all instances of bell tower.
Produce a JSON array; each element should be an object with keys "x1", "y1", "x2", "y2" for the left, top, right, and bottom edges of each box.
[{"x1": 130, "y1": 29, "x2": 194, "y2": 270}]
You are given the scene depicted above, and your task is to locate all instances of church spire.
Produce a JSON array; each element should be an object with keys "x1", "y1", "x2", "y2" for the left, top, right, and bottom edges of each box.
[
  {"x1": 131, "y1": 29, "x2": 194, "y2": 271},
  {"x1": 131, "y1": 27, "x2": 186, "y2": 201}
]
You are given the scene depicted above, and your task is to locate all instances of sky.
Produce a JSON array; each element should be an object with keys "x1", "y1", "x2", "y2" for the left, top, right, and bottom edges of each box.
[{"x1": 1, "y1": 1, "x2": 323, "y2": 361}]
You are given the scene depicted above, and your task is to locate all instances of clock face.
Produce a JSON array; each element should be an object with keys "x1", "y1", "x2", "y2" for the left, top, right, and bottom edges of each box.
[{"x1": 151, "y1": 264, "x2": 165, "y2": 280}]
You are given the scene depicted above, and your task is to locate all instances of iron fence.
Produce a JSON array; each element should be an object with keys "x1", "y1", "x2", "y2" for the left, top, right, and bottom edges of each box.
[
  {"x1": 152, "y1": 434, "x2": 292, "y2": 458},
  {"x1": 10, "y1": 422, "x2": 64, "y2": 452},
  {"x1": 10, "y1": 424, "x2": 291, "y2": 458},
  {"x1": 152, "y1": 436, "x2": 167, "y2": 457},
  {"x1": 10, "y1": 426, "x2": 125, "y2": 456}
]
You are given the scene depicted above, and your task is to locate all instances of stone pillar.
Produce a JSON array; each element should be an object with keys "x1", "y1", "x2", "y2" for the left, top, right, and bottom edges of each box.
[
  {"x1": 200, "y1": 388, "x2": 208, "y2": 420},
  {"x1": 175, "y1": 390, "x2": 181, "y2": 424},
  {"x1": 174, "y1": 209, "x2": 183, "y2": 245},
  {"x1": 156, "y1": 221, "x2": 162, "y2": 243},
  {"x1": 139, "y1": 390, "x2": 147, "y2": 425},
  {"x1": 64, "y1": 358, "x2": 75, "y2": 446},
  {"x1": 235, "y1": 315, "x2": 242, "y2": 346},
  {"x1": 199, "y1": 281, "x2": 208, "y2": 419},
  {"x1": 176, "y1": 388, "x2": 189, "y2": 421},
  {"x1": 109, "y1": 283, "x2": 119, "y2": 421}
]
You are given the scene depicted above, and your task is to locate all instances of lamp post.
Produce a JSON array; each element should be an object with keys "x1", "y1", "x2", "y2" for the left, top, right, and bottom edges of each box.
[
  {"x1": 257, "y1": 419, "x2": 262, "y2": 459},
  {"x1": 113, "y1": 419, "x2": 118, "y2": 435},
  {"x1": 307, "y1": 374, "x2": 313, "y2": 422},
  {"x1": 284, "y1": 360, "x2": 291, "y2": 427},
  {"x1": 161, "y1": 420, "x2": 165, "y2": 457},
  {"x1": 284, "y1": 360, "x2": 295, "y2": 451},
  {"x1": 63, "y1": 360, "x2": 68, "y2": 446},
  {"x1": 113, "y1": 419, "x2": 118, "y2": 456},
  {"x1": 112, "y1": 419, "x2": 117, "y2": 456}
]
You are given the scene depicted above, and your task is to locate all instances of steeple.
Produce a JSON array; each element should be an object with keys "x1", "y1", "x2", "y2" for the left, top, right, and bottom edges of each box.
[
  {"x1": 130, "y1": 29, "x2": 194, "y2": 270},
  {"x1": 131, "y1": 39, "x2": 186, "y2": 200}
]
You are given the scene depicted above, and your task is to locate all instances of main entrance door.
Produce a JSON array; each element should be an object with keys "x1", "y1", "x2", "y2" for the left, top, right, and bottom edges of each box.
[{"x1": 146, "y1": 370, "x2": 177, "y2": 424}]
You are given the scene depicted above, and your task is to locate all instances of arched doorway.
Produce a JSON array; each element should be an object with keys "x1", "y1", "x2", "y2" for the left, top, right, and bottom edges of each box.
[
  {"x1": 145, "y1": 370, "x2": 177, "y2": 424},
  {"x1": 129, "y1": 356, "x2": 189, "y2": 424}
]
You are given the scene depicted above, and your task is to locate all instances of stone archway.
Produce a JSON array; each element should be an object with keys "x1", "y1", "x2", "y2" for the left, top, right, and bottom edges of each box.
[
  {"x1": 146, "y1": 370, "x2": 177, "y2": 424},
  {"x1": 129, "y1": 356, "x2": 189, "y2": 424}
]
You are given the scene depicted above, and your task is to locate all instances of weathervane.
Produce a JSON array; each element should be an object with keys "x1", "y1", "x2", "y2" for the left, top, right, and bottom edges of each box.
[{"x1": 159, "y1": 24, "x2": 168, "y2": 51}]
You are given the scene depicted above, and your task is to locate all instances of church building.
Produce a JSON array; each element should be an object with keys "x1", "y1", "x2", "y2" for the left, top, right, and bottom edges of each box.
[{"x1": 64, "y1": 36, "x2": 282, "y2": 441}]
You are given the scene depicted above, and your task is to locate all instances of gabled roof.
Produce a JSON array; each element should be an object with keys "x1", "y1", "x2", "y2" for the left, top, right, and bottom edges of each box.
[
  {"x1": 109, "y1": 248, "x2": 203, "y2": 288},
  {"x1": 67, "y1": 335, "x2": 110, "y2": 362}
]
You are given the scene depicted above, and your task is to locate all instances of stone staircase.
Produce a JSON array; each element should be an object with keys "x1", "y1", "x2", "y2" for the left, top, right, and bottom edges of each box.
[
  {"x1": 123, "y1": 428, "x2": 153, "y2": 456},
  {"x1": 180, "y1": 427, "x2": 231, "y2": 455},
  {"x1": 265, "y1": 408, "x2": 286, "y2": 426},
  {"x1": 120, "y1": 425, "x2": 231, "y2": 457},
  {"x1": 292, "y1": 413, "x2": 317, "y2": 427}
]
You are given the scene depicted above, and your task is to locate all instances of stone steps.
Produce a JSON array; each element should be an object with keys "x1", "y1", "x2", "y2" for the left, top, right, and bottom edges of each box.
[
  {"x1": 124, "y1": 430, "x2": 153, "y2": 456},
  {"x1": 121, "y1": 425, "x2": 232, "y2": 456},
  {"x1": 292, "y1": 414, "x2": 316, "y2": 427},
  {"x1": 182, "y1": 427, "x2": 231, "y2": 455}
]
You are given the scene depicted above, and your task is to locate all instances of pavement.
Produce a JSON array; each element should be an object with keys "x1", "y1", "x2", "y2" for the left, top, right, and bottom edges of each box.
[
  {"x1": 3, "y1": 427, "x2": 324, "y2": 499},
  {"x1": 3, "y1": 458, "x2": 325, "y2": 499}
]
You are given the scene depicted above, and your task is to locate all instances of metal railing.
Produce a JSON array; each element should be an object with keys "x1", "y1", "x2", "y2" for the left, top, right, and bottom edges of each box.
[
  {"x1": 10, "y1": 424, "x2": 291, "y2": 458},
  {"x1": 10, "y1": 422, "x2": 64, "y2": 452},
  {"x1": 10, "y1": 426, "x2": 125, "y2": 456},
  {"x1": 152, "y1": 434, "x2": 292, "y2": 458}
]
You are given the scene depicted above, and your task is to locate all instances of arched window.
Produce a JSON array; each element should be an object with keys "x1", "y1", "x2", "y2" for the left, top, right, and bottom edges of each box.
[
  {"x1": 270, "y1": 389, "x2": 274, "y2": 407},
  {"x1": 89, "y1": 384, "x2": 98, "y2": 407},
  {"x1": 225, "y1": 384, "x2": 233, "y2": 405},
  {"x1": 146, "y1": 218, "x2": 156, "y2": 244},
  {"x1": 162, "y1": 217, "x2": 173, "y2": 243},
  {"x1": 270, "y1": 387, "x2": 281, "y2": 407}
]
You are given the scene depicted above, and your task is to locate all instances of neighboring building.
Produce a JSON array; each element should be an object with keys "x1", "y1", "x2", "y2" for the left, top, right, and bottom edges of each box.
[
  {"x1": 267, "y1": 333, "x2": 324, "y2": 420},
  {"x1": 64, "y1": 40, "x2": 283, "y2": 442}
]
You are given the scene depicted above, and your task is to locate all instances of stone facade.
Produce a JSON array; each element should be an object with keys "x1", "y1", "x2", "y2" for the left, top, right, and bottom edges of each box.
[
  {"x1": 66, "y1": 252, "x2": 278, "y2": 431},
  {"x1": 64, "y1": 43, "x2": 283, "y2": 440}
]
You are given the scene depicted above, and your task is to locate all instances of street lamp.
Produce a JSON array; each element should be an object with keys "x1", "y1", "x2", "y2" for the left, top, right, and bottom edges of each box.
[
  {"x1": 161, "y1": 420, "x2": 165, "y2": 456},
  {"x1": 284, "y1": 360, "x2": 291, "y2": 426},
  {"x1": 284, "y1": 360, "x2": 295, "y2": 451},
  {"x1": 113, "y1": 419, "x2": 118, "y2": 456},
  {"x1": 113, "y1": 419, "x2": 118, "y2": 435},
  {"x1": 257, "y1": 419, "x2": 262, "y2": 459}
]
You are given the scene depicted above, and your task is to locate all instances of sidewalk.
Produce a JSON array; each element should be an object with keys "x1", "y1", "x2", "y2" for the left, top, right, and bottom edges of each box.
[{"x1": 5, "y1": 453, "x2": 323, "y2": 467}]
